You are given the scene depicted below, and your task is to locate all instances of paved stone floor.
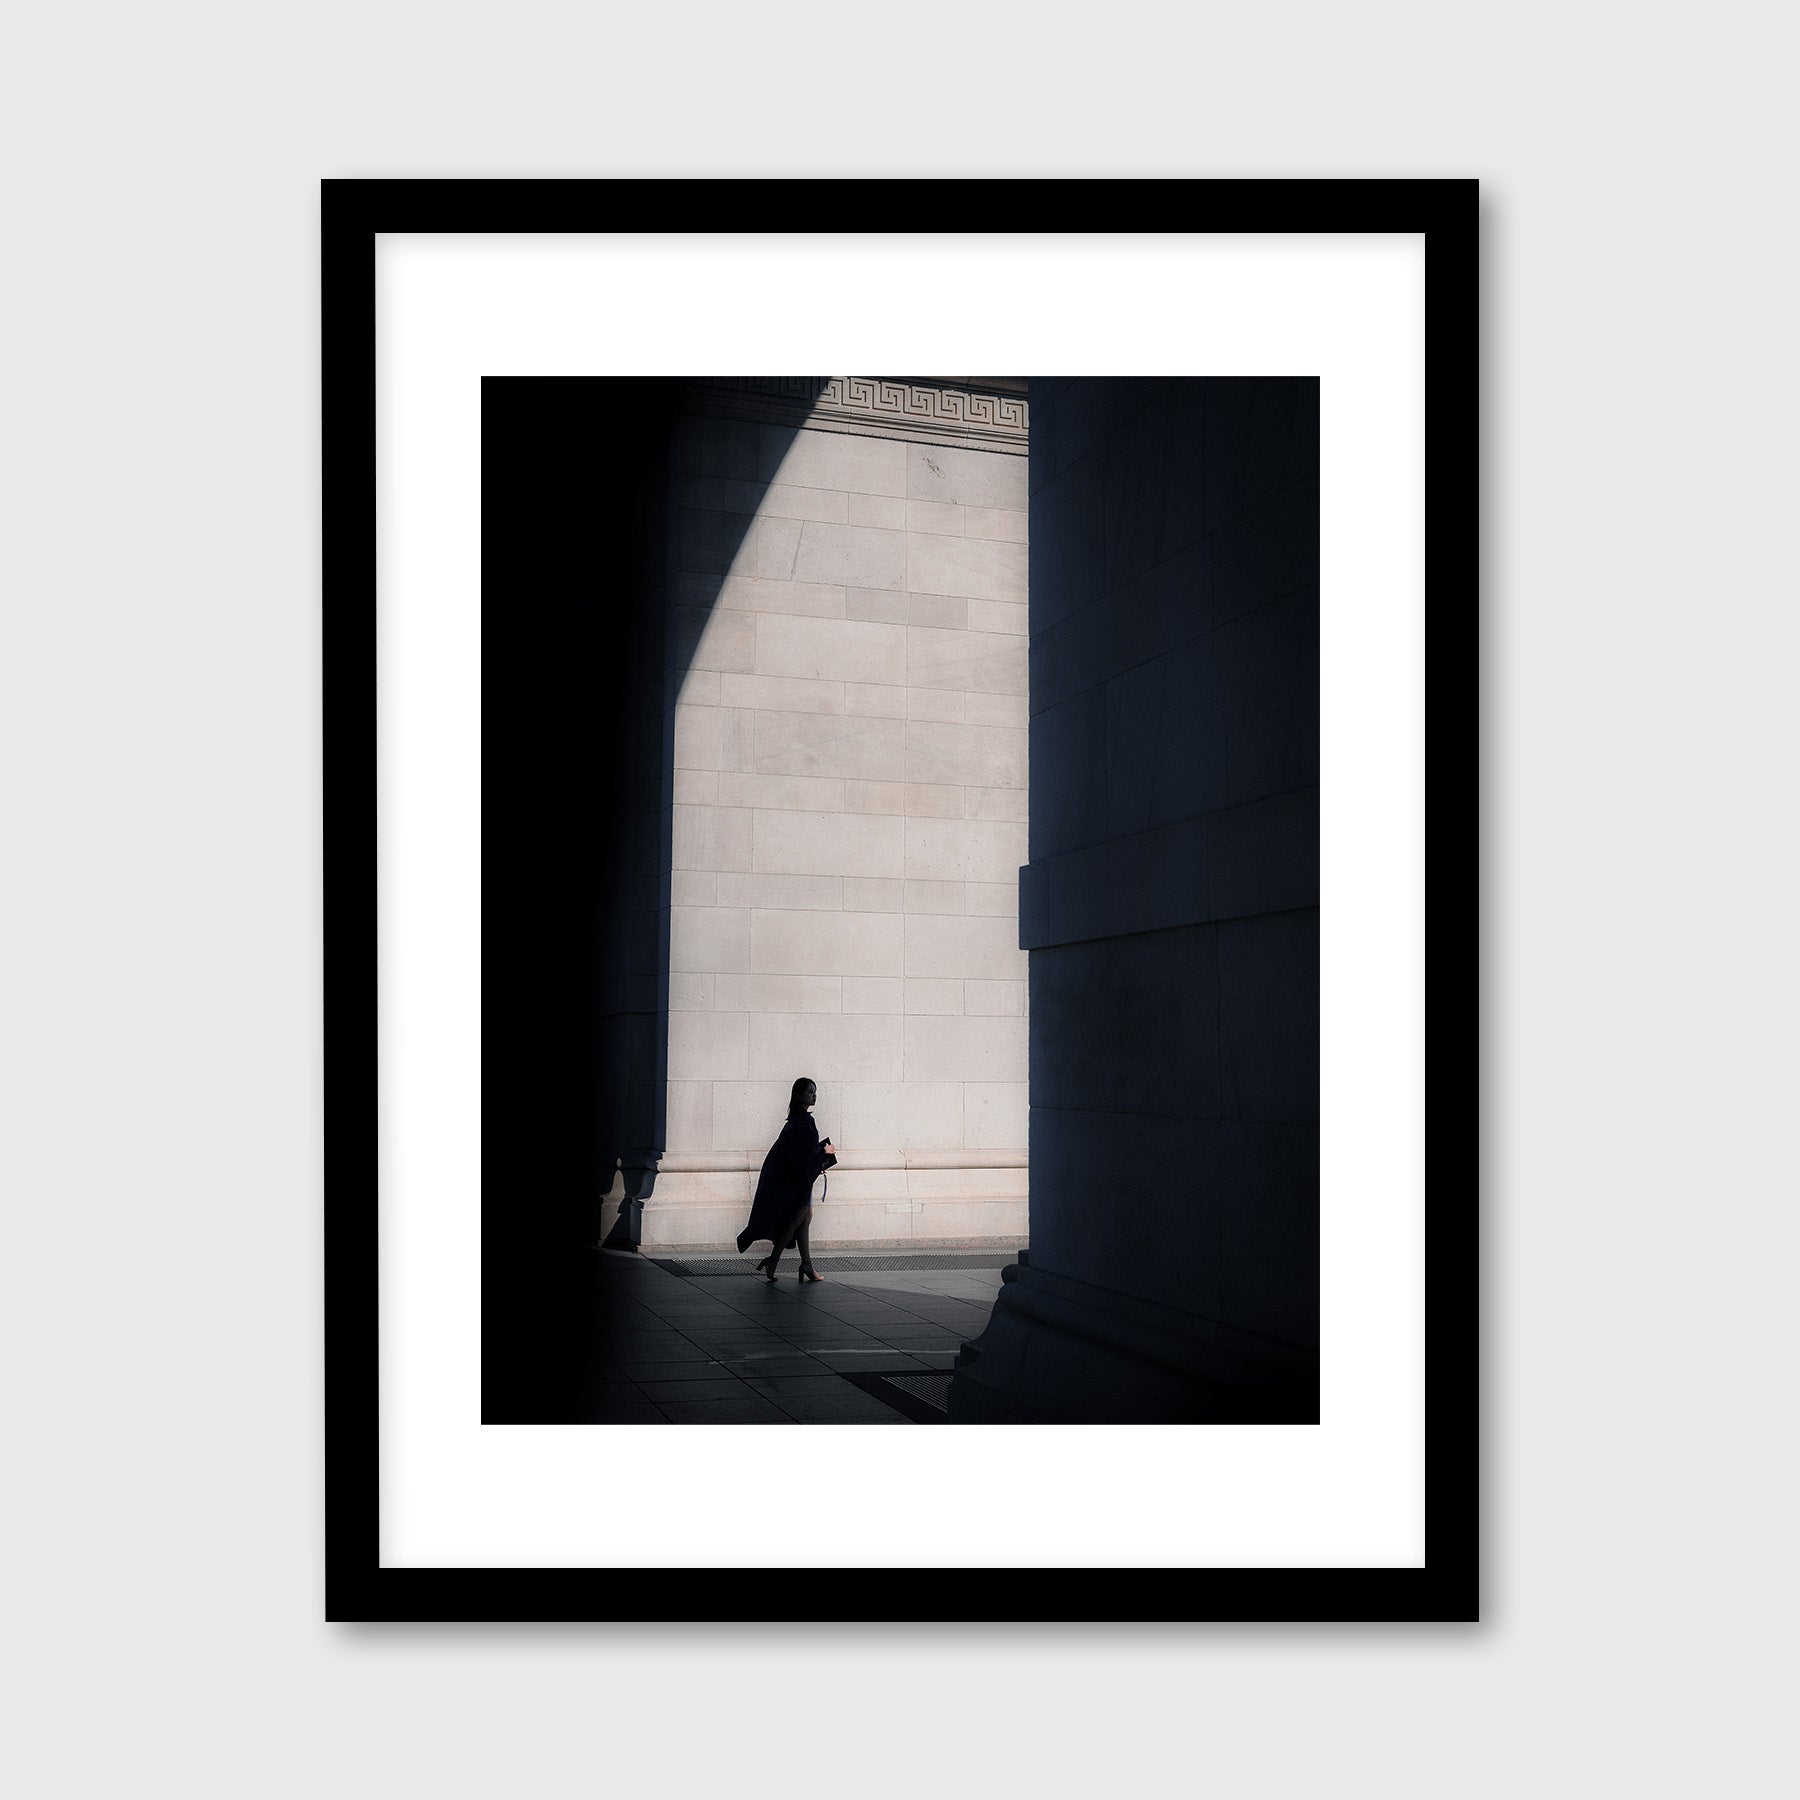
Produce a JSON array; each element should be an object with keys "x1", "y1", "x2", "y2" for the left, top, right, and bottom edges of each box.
[{"x1": 574, "y1": 1248, "x2": 1011, "y2": 1423}]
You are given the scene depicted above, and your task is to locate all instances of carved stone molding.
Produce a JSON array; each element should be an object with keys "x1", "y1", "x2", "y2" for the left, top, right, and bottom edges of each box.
[{"x1": 679, "y1": 377, "x2": 1029, "y2": 454}]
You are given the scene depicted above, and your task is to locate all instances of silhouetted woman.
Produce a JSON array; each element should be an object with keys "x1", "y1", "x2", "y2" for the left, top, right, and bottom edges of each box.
[{"x1": 736, "y1": 1076, "x2": 837, "y2": 1283}]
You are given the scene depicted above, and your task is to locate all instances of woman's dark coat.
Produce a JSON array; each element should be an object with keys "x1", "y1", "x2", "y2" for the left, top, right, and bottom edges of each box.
[{"x1": 736, "y1": 1112, "x2": 835, "y2": 1253}]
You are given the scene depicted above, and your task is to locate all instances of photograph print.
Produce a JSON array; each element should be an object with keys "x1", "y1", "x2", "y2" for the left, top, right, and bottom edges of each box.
[{"x1": 483, "y1": 373, "x2": 1318, "y2": 1427}]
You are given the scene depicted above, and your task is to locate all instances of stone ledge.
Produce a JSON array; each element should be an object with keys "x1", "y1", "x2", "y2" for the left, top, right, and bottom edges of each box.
[
  {"x1": 659, "y1": 1149, "x2": 1028, "y2": 1172},
  {"x1": 1018, "y1": 787, "x2": 1318, "y2": 951},
  {"x1": 680, "y1": 378, "x2": 1029, "y2": 455},
  {"x1": 947, "y1": 1260, "x2": 1319, "y2": 1423}
]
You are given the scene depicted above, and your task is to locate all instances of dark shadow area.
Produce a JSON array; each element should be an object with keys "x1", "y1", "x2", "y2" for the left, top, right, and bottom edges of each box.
[
  {"x1": 951, "y1": 377, "x2": 1320, "y2": 1424},
  {"x1": 479, "y1": 377, "x2": 804, "y2": 1420}
]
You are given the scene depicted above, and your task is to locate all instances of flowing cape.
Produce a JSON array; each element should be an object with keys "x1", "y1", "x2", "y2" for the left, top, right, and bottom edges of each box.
[{"x1": 736, "y1": 1113, "x2": 836, "y2": 1253}]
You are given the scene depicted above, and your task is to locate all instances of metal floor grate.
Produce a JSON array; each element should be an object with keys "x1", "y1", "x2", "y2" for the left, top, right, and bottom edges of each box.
[
  {"x1": 840, "y1": 1367, "x2": 961, "y2": 1422},
  {"x1": 883, "y1": 1372, "x2": 953, "y2": 1411},
  {"x1": 652, "y1": 1252, "x2": 1016, "y2": 1278}
]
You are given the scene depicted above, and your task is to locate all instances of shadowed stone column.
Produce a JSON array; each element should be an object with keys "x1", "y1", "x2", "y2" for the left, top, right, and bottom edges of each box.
[{"x1": 950, "y1": 378, "x2": 1319, "y2": 1422}]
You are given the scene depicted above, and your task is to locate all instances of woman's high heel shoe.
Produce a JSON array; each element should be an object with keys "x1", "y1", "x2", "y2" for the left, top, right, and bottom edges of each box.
[
  {"x1": 755, "y1": 1257, "x2": 777, "y2": 1283},
  {"x1": 797, "y1": 1265, "x2": 823, "y2": 1284}
]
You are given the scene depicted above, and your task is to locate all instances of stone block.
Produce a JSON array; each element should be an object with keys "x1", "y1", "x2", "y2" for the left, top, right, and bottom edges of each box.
[
  {"x1": 1216, "y1": 909, "x2": 1318, "y2": 1127},
  {"x1": 717, "y1": 770, "x2": 844, "y2": 813},
  {"x1": 904, "y1": 912, "x2": 1027, "y2": 981},
  {"x1": 968, "y1": 598, "x2": 1028, "y2": 636},
  {"x1": 715, "y1": 871, "x2": 843, "y2": 912},
  {"x1": 1028, "y1": 1107, "x2": 1212, "y2": 1318},
  {"x1": 1215, "y1": 584, "x2": 1319, "y2": 807},
  {"x1": 672, "y1": 767, "x2": 718, "y2": 805},
  {"x1": 714, "y1": 973, "x2": 844, "y2": 1015},
  {"x1": 1017, "y1": 817, "x2": 1206, "y2": 952},
  {"x1": 751, "y1": 1010, "x2": 903, "y2": 1082},
  {"x1": 1202, "y1": 377, "x2": 1318, "y2": 535},
  {"x1": 793, "y1": 520, "x2": 906, "y2": 591},
  {"x1": 904, "y1": 815, "x2": 1029, "y2": 884},
  {"x1": 838, "y1": 1081, "x2": 962, "y2": 1150},
  {"x1": 1205, "y1": 481, "x2": 1318, "y2": 628},
  {"x1": 1029, "y1": 925, "x2": 1220, "y2": 1121},
  {"x1": 845, "y1": 682, "x2": 908, "y2": 719},
  {"x1": 752, "y1": 807, "x2": 903, "y2": 879},
  {"x1": 710, "y1": 574, "x2": 847, "y2": 620},
  {"x1": 1106, "y1": 656, "x2": 1167, "y2": 839},
  {"x1": 1030, "y1": 685, "x2": 1107, "y2": 859},
  {"x1": 965, "y1": 505, "x2": 1027, "y2": 543},
  {"x1": 672, "y1": 703, "x2": 721, "y2": 771},
  {"x1": 905, "y1": 625, "x2": 1027, "y2": 699},
  {"x1": 904, "y1": 977, "x2": 964, "y2": 1015},
  {"x1": 676, "y1": 509, "x2": 801, "y2": 582},
  {"x1": 670, "y1": 869, "x2": 718, "y2": 907},
  {"x1": 669, "y1": 906, "x2": 751, "y2": 974},
  {"x1": 668, "y1": 1009, "x2": 751, "y2": 1081},
  {"x1": 1214, "y1": 1120, "x2": 1319, "y2": 1348},
  {"x1": 902, "y1": 1198, "x2": 1030, "y2": 1241},
  {"x1": 905, "y1": 592, "x2": 969, "y2": 630},
  {"x1": 972, "y1": 691, "x2": 1029, "y2": 727},
  {"x1": 905, "y1": 687, "x2": 964, "y2": 724},
  {"x1": 907, "y1": 498, "x2": 963, "y2": 535},
  {"x1": 1030, "y1": 443, "x2": 1107, "y2": 634},
  {"x1": 1054, "y1": 377, "x2": 1177, "y2": 475},
  {"x1": 848, "y1": 492, "x2": 906, "y2": 529},
  {"x1": 904, "y1": 1015, "x2": 1027, "y2": 1082},
  {"x1": 766, "y1": 426, "x2": 907, "y2": 496},
  {"x1": 844, "y1": 587, "x2": 912, "y2": 626},
  {"x1": 665, "y1": 1081, "x2": 714, "y2": 1149},
  {"x1": 719, "y1": 671, "x2": 846, "y2": 715},
  {"x1": 903, "y1": 783, "x2": 963, "y2": 818},
  {"x1": 907, "y1": 533, "x2": 1027, "y2": 603},
  {"x1": 1144, "y1": 630, "x2": 1229, "y2": 830},
  {"x1": 672, "y1": 704, "x2": 756, "y2": 777},
  {"x1": 671, "y1": 803, "x2": 754, "y2": 872},
  {"x1": 751, "y1": 908, "x2": 904, "y2": 978},
  {"x1": 718, "y1": 707, "x2": 756, "y2": 772},
  {"x1": 961, "y1": 1081, "x2": 1029, "y2": 1148},
  {"x1": 907, "y1": 442, "x2": 1028, "y2": 511},
  {"x1": 1103, "y1": 383, "x2": 1203, "y2": 588},
  {"x1": 963, "y1": 979, "x2": 1024, "y2": 1017},
  {"x1": 963, "y1": 786, "x2": 1028, "y2": 822},
  {"x1": 843, "y1": 877, "x2": 904, "y2": 911},
  {"x1": 1205, "y1": 788, "x2": 1318, "y2": 921},
  {"x1": 904, "y1": 1163, "x2": 1028, "y2": 1200},
  {"x1": 904, "y1": 879, "x2": 966, "y2": 915},
  {"x1": 964, "y1": 881, "x2": 1018, "y2": 916},
  {"x1": 667, "y1": 973, "x2": 713, "y2": 1013},
  {"x1": 841, "y1": 977, "x2": 903, "y2": 1014},
  {"x1": 838, "y1": 779, "x2": 903, "y2": 815},
  {"x1": 751, "y1": 710, "x2": 907, "y2": 783},
  {"x1": 905, "y1": 718, "x2": 1027, "y2": 788},
  {"x1": 675, "y1": 667, "x2": 721, "y2": 705},
  {"x1": 679, "y1": 414, "x2": 759, "y2": 481},
  {"x1": 755, "y1": 613, "x2": 906, "y2": 686},
  {"x1": 682, "y1": 475, "x2": 848, "y2": 524},
  {"x1": 710, "y1": 1081, "x2": 796, "y2": 1152}
]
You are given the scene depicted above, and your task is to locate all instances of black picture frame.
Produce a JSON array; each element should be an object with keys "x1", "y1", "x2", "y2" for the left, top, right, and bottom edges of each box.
[{"x1": 325, "y1": 177, "x2": 1477, "y2": 1623}]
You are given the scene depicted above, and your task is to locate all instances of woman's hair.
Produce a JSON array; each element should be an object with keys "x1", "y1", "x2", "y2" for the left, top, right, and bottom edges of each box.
[{"x1": 787, "y1": 1076, "x2": 816, "y2": 1117}]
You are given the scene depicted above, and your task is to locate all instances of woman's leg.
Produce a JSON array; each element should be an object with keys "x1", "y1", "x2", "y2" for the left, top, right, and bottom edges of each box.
[{"x1": 792, "y1": 1206, "x2": 814, "y2": 1274}]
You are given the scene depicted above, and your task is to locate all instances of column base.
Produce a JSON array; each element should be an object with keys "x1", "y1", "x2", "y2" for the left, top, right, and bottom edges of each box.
[
  {"x1": 639, "y1": 1155, "x2": 1028, "y2": 1252},
  {"x1": 948, "y1": 1256, "x2": 1319, "y2": 1424}
]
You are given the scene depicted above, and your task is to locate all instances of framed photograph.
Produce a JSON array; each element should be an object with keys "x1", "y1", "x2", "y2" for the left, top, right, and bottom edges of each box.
[{"x1": 328, "y1": 178, "x2": 1475, "y2": 1619}]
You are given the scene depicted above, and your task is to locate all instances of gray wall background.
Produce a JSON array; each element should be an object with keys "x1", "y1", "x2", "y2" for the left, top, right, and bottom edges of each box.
[
  {"x1": 5, "y1": 7, "x2": 1792, "y2": 1800},
  {"x1": 652, "y1": 395, "x2": 1029, "y2": 1243}
]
